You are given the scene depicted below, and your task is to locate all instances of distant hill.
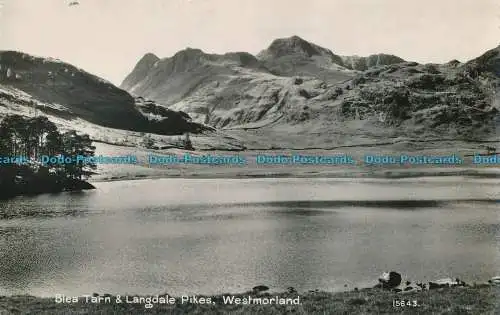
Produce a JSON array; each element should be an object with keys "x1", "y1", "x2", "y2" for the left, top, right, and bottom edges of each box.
[{"x1": 0, "y1": 51, "x2": 207, "y2": 135}]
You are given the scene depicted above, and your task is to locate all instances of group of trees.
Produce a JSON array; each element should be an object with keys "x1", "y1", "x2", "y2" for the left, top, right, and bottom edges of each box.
[
  {"x1": 0, "y1": 115, "x2": 61, "y2": 158},
  {"x1": 0, "y1": 114, "x2": 96, "y2": 198}
]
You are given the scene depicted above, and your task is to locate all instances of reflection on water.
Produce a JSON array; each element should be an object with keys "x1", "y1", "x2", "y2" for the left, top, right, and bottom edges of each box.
[{"x1": 0, "y1": 177, "x2": 499, "y2": 297}]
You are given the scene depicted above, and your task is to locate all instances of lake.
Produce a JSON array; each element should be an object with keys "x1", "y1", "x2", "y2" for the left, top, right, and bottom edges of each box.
[{"x1": 0, "y1": 177, "x2": 498, "y2": 297}]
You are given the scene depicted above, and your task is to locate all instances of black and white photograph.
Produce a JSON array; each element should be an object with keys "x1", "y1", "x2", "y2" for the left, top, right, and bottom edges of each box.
[{"x1": 0, "y1": 0, "x2": 499, "y2": 313}]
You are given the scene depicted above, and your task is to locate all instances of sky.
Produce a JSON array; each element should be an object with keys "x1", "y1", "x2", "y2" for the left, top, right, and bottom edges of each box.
[{"x1": 0, "y1": 0, "x2": 499, "y2": 86}]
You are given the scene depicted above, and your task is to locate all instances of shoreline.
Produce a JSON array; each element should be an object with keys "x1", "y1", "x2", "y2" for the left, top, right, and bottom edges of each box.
[
  {"x1": 89, "y1": 167, "x2": 500, "y2": 183},
  {"x1": 1, "y1": 285, "x2": 498, "y2": 314},
  {"x1": 0, "y1": 179, "x2": 95, "y2": 200},
  {"x1": 87, "y1": 141, "x2": 500, "y2": 183}
]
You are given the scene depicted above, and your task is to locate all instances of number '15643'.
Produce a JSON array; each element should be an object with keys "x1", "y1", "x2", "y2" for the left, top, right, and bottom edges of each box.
[{"x1": 393, "y1": 300, "x2": 419, "y2": 307}]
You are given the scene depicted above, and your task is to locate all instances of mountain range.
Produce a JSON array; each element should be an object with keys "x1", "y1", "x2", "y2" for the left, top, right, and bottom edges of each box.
[{"x1": 1, "y1": 35, "x2": 499, "y2": 149}]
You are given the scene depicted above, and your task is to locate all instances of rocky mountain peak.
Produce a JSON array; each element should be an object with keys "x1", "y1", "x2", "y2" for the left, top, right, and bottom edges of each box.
[
  {"x1": 138, "y1": 52, "x2": 160, "y2": 66},
  {"x1": 173, "y1": 47, "x2": 205, "y2": 58},
  {"x1": 120, "y1": 52, "x2": 160, "y2": 91},
  {"x1": 258, "y1": 35, "x2": 335, "y2": 59}
]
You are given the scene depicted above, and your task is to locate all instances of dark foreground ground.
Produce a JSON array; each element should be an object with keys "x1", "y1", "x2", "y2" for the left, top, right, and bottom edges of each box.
[{"x1": 1, "y1": 285, "x2": 498, "y2": 315}]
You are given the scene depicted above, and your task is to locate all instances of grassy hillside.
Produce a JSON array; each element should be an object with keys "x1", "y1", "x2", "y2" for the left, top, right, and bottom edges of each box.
[{"x1": 0, "y1": 51, "x2": 207, "y2": 135}]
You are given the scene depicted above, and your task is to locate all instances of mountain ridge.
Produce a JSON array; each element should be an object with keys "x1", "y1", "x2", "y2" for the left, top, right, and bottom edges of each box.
[
  {"x1": 119, "y1": 36, "x2": 499, "y2": 145},
  {"x1": 120, "y1": 35, "x2": 406, "y2": 93}
]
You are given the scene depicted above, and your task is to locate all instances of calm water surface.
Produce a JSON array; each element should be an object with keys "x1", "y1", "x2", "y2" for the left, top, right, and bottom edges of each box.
[{"x1": 0, "y1": 177, "x2": 499, "y2": 297}]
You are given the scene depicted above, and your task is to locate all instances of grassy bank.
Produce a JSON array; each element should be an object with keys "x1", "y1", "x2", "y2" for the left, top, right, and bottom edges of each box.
[
  {"x1": 1, "y1": 285, "x2": 498, "y2": 314},
  {"x1": 90, "y1": 142, "x2": 500, "y2": 183}
]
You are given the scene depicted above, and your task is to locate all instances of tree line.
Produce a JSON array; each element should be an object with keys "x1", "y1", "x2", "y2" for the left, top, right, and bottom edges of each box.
[{"x1": 0, "y1": 114, "x2": 96, "y2": 198}]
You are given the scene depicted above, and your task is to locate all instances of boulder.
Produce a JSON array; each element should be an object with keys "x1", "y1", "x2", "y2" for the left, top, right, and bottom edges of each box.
[
  {"x1": 429, "y1": 278, "x2": 459, "y2": 290},
  {"x1": 378, "y1": 271, "x2": 402, "y2": 289},
  {"x1": 252, "y1": 285, "x2": 269, "y2": 293},
  {"x1": 435, "y1": 278, "x2": 459, "y2": 286},
  {"x1": 488, "y1": 276, "x2": 500, "y2": 285},
  {"x1": 403, "y1": 286, "x2": 417, "y2": 293},
  {"x1": 287, "y1": 287, "x2": 297, "y2": 294},
  {"x1": 455, "y1": 278, "x2": 468, "y2": 287},
  {"x1": 428, "y1": 282, "x2": 447, "y2": 290},
  {"x1": 415, "y1": 282, "x2": 426, "y2": 290}
]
